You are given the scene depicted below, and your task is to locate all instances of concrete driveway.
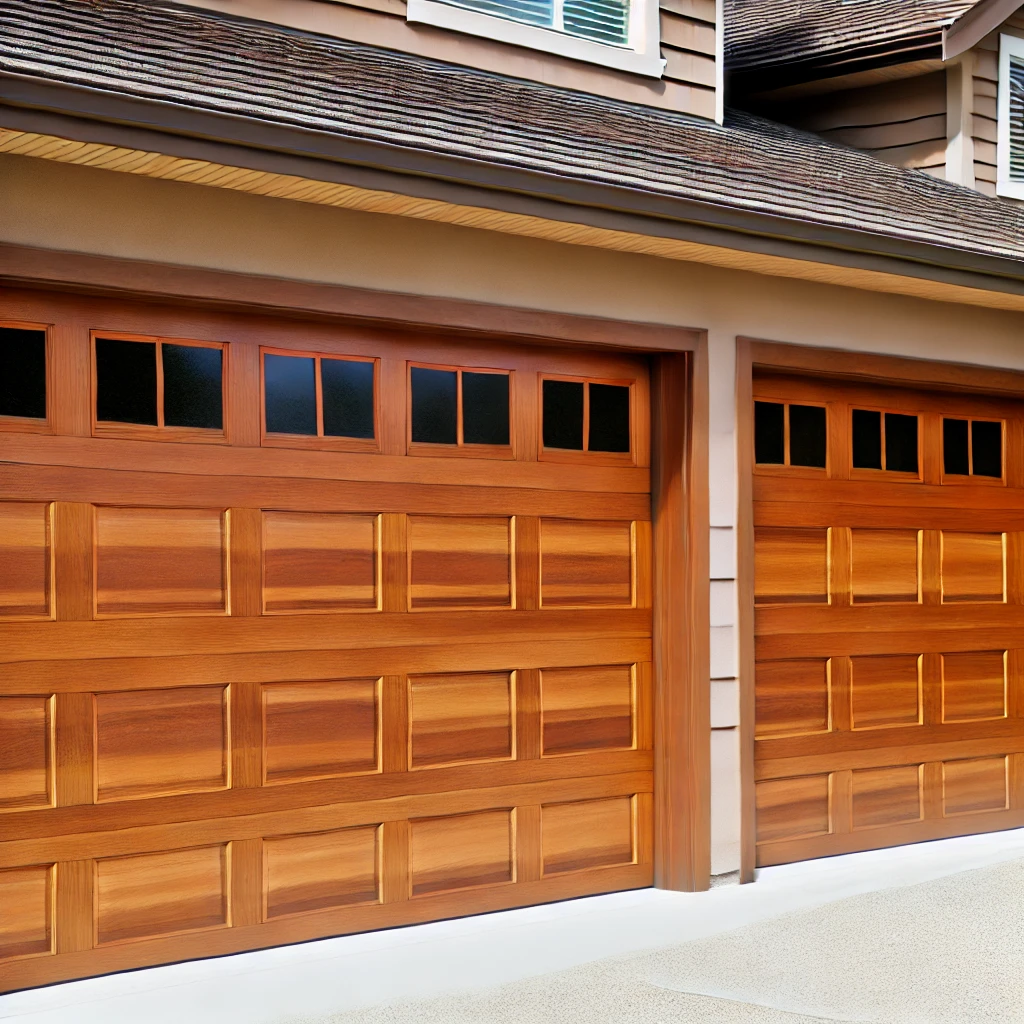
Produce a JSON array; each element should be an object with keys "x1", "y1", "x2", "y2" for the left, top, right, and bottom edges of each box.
[{"x1": 3, "y1": 829, "x2": 1023, "y2": 1024}]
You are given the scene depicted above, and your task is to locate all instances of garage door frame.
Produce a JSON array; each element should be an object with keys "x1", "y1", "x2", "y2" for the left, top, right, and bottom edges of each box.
[
  {"x1": 0, "y1": 243, "x2": 711, "y2": 990},
  {"x1": 736, "y1": 337, "x2": 1024, "y2": 882}
]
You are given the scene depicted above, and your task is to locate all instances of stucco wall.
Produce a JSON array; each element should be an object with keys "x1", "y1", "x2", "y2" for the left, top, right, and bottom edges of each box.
[{"x1": 8, "y1": 152, "x2": 1024, "y2": 874}]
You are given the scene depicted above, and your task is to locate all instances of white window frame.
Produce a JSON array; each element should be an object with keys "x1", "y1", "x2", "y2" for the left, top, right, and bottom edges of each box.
[
  {"x1": 997, "y1": 33, "x2": 1024, "y2": 199},
  {"x1": 407, "y1": 0, "x2": 665, "y2": 78}
]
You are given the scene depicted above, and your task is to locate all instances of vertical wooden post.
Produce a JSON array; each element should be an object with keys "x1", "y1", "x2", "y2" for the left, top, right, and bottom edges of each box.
[{"x1": 652, "y1": 344, "x2": 710, "y2": 892}]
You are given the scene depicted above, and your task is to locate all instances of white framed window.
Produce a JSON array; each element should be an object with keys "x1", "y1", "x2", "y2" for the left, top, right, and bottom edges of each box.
[
  {"x1": 407, "y1": 0, "x2": 664, "y2": 77},
  {"x1": 997, "y1": 33, "x2": 1024, "y2": 199}
]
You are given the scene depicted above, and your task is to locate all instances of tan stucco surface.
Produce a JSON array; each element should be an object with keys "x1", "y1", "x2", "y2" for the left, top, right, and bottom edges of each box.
[{"x1": 7, "y1": 151, "x2": 1024, "y2": 871}]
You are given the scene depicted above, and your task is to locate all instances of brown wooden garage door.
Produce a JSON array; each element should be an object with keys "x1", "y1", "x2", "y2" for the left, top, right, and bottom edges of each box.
[
  {"x1": 753, "y1": 370, "x2": 1024, "y2": 867},
  {"x1": 0, "y1": 289, "x2": 654, "y2": 992}
]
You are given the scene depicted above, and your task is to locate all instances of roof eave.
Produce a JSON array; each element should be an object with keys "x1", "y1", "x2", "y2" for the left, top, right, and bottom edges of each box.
[{"x1": 2, "y1": 71, "x2": 1024, "y2": 300}]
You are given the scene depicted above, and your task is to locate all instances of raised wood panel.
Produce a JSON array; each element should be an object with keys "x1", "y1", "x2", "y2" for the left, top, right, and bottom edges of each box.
[
  {"x1": 540, "y1": 519, "x2": 633, "y2": 608},
  {"x1": 941, "y1": 532, "x2": 1005, "y2": 602},
  {"x1": 263, "y1": 678, "x2": 379, "y2": 785},
  {"x1": 943, "y1": 756, "x2": 1008, "y2": 815},
  {"x1": 95, "y1": 686, "x2": 228, "y2": 802},
  {"x1": 851, "y1": 765, "x2": 922, "y2": 830},
  {"x1": 0, "y1": 290, "x2": 657, "y2": 989},
  {"x1": 408, "y1": 516, "x2": 511, "y2": 610},
  {"x1": 94, "y1": 506, "x2": 226, "y2": 616},
  {"x1": 755, "y1": 775, "x2": 830, "y2": 844},
  {"x1": 0, "y1": 502, "x2": 51, "y2": 619},
  {"x1": 752, "y1": 368, "x2": 1024, "y2": 866},
  {"x1": 409, "y1": 671, "x2": 513, "y2": 769},
  {"x1": 754, "y1": 659, "x2": 830, "y2": 739},
  {"x1": 262, "y1": 512, "x2": 378, "y2": 613},
  {"x1": 754, "y1": 527, "x2": 828, "y2": 604},
  {"x1": 0, "y1": 864, "x2": 52, "y2": 961},
  {"x1": 0, "y1": 696, "x2": 52, "y2": 811},
  {"x1": 850, "y1": 655, "x2": 922, "y2": 731},
  {"x1": 942, "y1": 651, "x2": 1007, "y2": 723},
  {"x1": 95, "y1": 845, "x2": 228, "y2": 945},
  {"x1": 541, "y1": 664, "x2": 634, "y2": 755},
  {"x1": 541, "y1": 795, "x2": 634, "y2": 874},
  {"x1": 410, "y1": 809, "x2": 513, "y2": 896},
  {"x1": 264, "y1": 825, "x2": 379, "y2": 919},
  {"x1": 851, "y1": 529, "x2": 919, "y2": 603}
]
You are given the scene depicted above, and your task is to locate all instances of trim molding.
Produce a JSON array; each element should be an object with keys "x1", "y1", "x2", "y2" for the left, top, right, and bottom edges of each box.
[
  {"x1": 734, "y1": 336, "x2": 1024, "y2": 881},
  {"x1": 0, "y1": 243, "x2": 702, "y2": 353},
  {"x1": 945, "y1": 0, "x2": 1024, "y2": 59}
]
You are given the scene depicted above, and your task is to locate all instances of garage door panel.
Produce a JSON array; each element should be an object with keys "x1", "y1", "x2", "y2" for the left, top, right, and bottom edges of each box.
[
  {"x1": 0, "y1": 308, "x2": 654, "y2": 990},
  {"x1": 755, "y1": 371, "x2": 1024, "y2": 864}
]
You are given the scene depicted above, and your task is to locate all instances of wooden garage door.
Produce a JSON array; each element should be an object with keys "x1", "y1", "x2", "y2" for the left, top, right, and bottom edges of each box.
[
  {"x1": 753, "y1": 370, "x2": 1024, "y2": 867},
  {"x1": 0, "y1": 291, "x2": 653, "y2": 992}
]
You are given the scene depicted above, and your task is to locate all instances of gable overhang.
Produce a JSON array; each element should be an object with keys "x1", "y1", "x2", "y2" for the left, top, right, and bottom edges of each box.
[{"x1": 944, "y1": 0, "x2": 1024, "y2": 58}]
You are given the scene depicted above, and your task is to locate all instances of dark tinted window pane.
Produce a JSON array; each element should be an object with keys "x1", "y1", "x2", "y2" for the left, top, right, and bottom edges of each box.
[
  {"x1": 972, "y1": 420, "x2": 1003, "y2": 478},
  {"x1": 788, "y1": 404, "x2": 826, "y2": 468},
  {"x1": 264, "y1": 353, "x2": 316, "y2": 435},
  {"x1": 943, "y1": 418, "x2": 969, "y2": 476},
  {"x1": 162, "y1": 344, "x2": 222, "y2": 430},
  {"x1": 411, "y1": 367, "x2": 457, "y2": 444},
  {"x1": 96, "y1": 337, "x2": 157, "y2": 425},
  {"x1": 462, "y1": 371, "x2": 510, "y2": 446},
  {"x1": 588, "y1": 383, "x2": 631, "y2": 453},
  {"x1": 885, "y1": 413, "x2": 919, "y2": 473},
  {"x1": 754, "y1": 401, "x2": 784, "y2": 464},
  {"x1": 0, "y1": 327, "x2": 46, "y2": 419},
  {"x1": 852, "y1": 409, "x2": 882, "y2": 469},
  {"x1": 543, "y1": 379, "x2": 584, "y2": 450},
  {"x1": 322, "y1": 358, "x2": 375, "y2": 439}
]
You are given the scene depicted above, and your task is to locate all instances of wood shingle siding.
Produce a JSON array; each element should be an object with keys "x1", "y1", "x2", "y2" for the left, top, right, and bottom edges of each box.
[{"x1": 758, "y1": 72, "x2": 948, "y2": 180}]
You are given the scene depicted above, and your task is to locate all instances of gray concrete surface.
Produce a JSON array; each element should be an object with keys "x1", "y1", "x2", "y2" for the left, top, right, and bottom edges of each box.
[{"x1": 304, "y1": 857, "x2": 1024, "y2": 1024}]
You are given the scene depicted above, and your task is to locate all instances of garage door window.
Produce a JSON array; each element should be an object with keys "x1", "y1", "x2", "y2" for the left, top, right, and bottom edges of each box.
[
  {"x1": 943, "y1": 418, "x2": 1003, "y2": 480},
  {"x1": 753, "y1": 400, "x2": 826, "y2": 469},
  {"x1": 409, "y1": 365, "x2": 511, "y2": 453},
  {"x1": 263, "y1": 350, "x2": 377, "y2": 450},
  {"x1": 94, "y1": 334, "x2": 224, "y2": 437},
  {"x1": 0, "y1": 325, "x2": 47, "y2": 423},
  {"x1": 542, "y1": 376, "x2": 632, "y2": 459},
  {"x1": 852, "y1": 409, "x2": 918, "y2": 475}
]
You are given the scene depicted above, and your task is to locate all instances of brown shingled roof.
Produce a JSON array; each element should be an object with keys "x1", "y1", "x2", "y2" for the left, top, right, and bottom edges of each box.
[
  {"x1": 726, "y1": 0, "x2": 976, "y2": 87},
  {"x1": 1, "y1": 0, "x2": 1023, "y2": 271}
]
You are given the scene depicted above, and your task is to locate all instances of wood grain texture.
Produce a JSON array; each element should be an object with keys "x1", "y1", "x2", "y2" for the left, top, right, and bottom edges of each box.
[
  {"x1": 541, "y1": 664, "x2": 634, "y2": 755},
  {"x1": 749, "y1": 350, "x2": 1024, "y2": 866},
  {"x1": 754, "y1": 659, "x2": 830, "y2": 739},
  {"x1": 94, "y1": 686, "x2": 228, "y2": 802},
  {"x1": 408, "y1": 516, "x2": 511, "y2": 610},
  {"x1": 0, "y1": 288, "x2": 662, "y2": 988},
  {"x1": 410, "y1": 671, "x2": 512, "y2": 769},
  {"x1": 262, "y1": 512, "x2": 378, "y2": 613},
  {"x1": 410, "y1": 810, "x2": 513, "y2": 896},
  {"x1": 264, "y1": 826, "x2": 378, "y2": 919},
  {"x1": 541, "y1": 795, "x2": 635, "y2": 874},
  {"x1": 754, "y1": 527, "x2": 828, "y2": 604},
  {"x1": 95, "y1": 845, "x2": 228, "y2": 945},
  {"x1": 0, "y1": 696, "x2": 52, "y2": 811},
  {"x1": 540, "y1": 519, "x2": 633, "y2": 608},
  {"x1": 0, "y1": 502, "x2": 51, "y2": 619},
  {"x1": 0, "y1": 864, "x2": 52, "y2": 961},
  {"x1": 263, "y1": 679, "x2": 378, "y2": 784},
  {"x1": 94, "y1": 506, "x2": 226, "y2": 616}
]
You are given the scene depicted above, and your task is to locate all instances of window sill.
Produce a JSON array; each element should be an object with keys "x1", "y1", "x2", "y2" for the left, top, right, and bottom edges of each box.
[
  {"x1": 407, "y1": 0, "x2": 666, "y2": 78},
  {"x1": 996, "y1": 180, "x2": 1024, "y2": 200}
]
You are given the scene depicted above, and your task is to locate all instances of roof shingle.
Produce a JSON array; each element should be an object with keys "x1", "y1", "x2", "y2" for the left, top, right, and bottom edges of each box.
[{"x1": 1, "y1": 0, "x2": 1023, "y2": 266}]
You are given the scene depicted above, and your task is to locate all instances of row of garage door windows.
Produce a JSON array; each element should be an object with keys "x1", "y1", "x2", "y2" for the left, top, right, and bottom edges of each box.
[
  {"x1": 755, "y1": 400, "x2": 1003, "y2": 479},
  {"x1": 0, "y1": 327, "x2": 633, "y2": 455}
]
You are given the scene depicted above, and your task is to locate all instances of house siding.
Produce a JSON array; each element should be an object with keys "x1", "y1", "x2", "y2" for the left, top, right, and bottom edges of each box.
[
  {"x1": 173, "y1": 0, "x2": 718, "y2": 119},
  {"x1": 757, "y1": 72, "x2": 948, "y2": 180}
]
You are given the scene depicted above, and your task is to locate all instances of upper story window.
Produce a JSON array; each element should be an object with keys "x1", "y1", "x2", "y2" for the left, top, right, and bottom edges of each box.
[
  {"x1": 998, "y1": 34, "x2": 1024, "y2": 198},
  {"x1": 407, "y1": 0, "x2": 664, "y2": 77}
]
